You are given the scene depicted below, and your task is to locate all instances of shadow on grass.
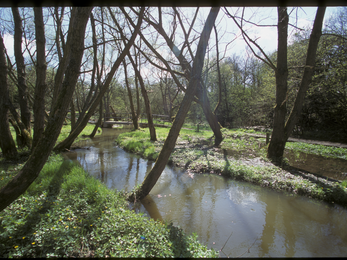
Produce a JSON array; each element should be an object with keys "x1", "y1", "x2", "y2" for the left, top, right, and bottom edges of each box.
[
  {"x1": 0, "y1": 150, "x2": 31, "y2": 173},
  {"x1": 1, "y1": 160, "x2": 74, "y2": 255},
  {"x1": 167, "y1": 222, "x2": 194, "y2": 258},
  {"x1": 278, "y1": 163, "x2": 347, "y2": 207}
]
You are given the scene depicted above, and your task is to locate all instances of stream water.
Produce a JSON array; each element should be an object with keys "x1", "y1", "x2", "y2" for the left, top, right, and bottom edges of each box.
[{"x1": 64, "y1": 129, "x2": 347, "y2": 257}]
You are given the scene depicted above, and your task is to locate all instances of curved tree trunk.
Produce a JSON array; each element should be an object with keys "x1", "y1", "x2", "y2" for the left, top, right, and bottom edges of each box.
[
  {"x1": 0, "y1": 7, "x2": 93, "y2": 212},
  {"x1": 130, "y1": 7, "x2": 220, "y2": 201}
]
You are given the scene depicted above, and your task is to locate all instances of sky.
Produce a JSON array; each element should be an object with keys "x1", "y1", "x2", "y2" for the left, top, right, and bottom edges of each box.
[
  {"x1": 0, "y1": 6, "x2": 342, "y2": 83},
  {"x1": 200, "y1": 7, "x2": 339, "y2": 58}
]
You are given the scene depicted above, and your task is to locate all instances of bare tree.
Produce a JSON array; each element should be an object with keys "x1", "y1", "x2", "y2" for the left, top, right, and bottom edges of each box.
[
  {"x1": 128, "y1": 7, "x2": 223, "y2": 146},
  {"x1": 225, "y1": 7, "x2": 326, "y2": 161},
  {"x1": 0, "y1": 7, "x2": 93, "y2": 212},
  {"x1": 112, "y1": 7, "x2": 157, "y2": 141},
  {"x1": 53, "y1": 7, "x2": 145, "y2": 151},
  {"x1": 129, "y1": 7, "x2": 220, "y2": 201}
]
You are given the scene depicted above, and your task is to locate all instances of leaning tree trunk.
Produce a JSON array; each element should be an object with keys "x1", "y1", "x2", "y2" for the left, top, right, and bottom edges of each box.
[
  {"x1": 0, "y1": 7, "x2": 93, "y2": 213},
  {"x1": 131, "y1": 8, "x2": 223, "y2": 146},
  {"x1": 53, "y1": 7, "x2": 145, "y2": 152},
  {"x1": 284, "y1": 7, "x2": 326, "y2": 139},
  {"x1": 0, "y1": 35, "x2": 18, "y2": 160},
  {"x1": 130, "y1": 7, "x2": 220, "y2": 201}
]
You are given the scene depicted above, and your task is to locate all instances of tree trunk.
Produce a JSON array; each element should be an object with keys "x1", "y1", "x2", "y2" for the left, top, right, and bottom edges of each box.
[
  {"x1": 267, "y1": 7, "x2": 326, "y2": 162},
  {"x1": 89, "y1": 99, "x2": 102, "y2": 138},
  {"x1": 0, "y1": 35, "x2": 18, "y2": 160},
  {"x1": 197, "y1": 81, "x2": 223, "y2": 146},
  {"x1": 50, "y1": 7, "x2": 71, "y2": 112},
  {"x1": 130, "y1": 7, "x2": 220, "y2": 201},
  {"x1": 132, "y1": 8, "x2": 223, "y2": 146},
  {"x1": 136, "y1": 76, "x2": 141, "y2": 122},
  {"x1": 128, "y1": 53, "x2": 157, "y2": 141},
  {"x1": 213, "y1": 24, "x2": 222, "y2": 115},
  {"x1": 53, "y1": 7, "x2": 145, "y2": 152},
  {"x1": 12, "y1": 7, "x2": 32, "y2": 147},
  {"x1": 284, "y1": 7, "x2": 326, "y2": 137},
  {"x1": 70, "y1": 98, "x2": 76, "y2": 130},
  {"x1": 0, "y1": 7, "x2": 93, "y2": 212},
  {"x1": 267, "y1": 7, "x2": 289, "y2": 162},
  {"x1": 32, "y1": 7, "x2": 47, "y2": 150},
  {"x1": 9, "y1": 118, "x2": 23, "y2": 148},
  {"x1": 8, "y1": 99, "x2": 32, "y2": 149},
  {"x1": 123, "y1": 60, "x2": 139, "y2": 129}
]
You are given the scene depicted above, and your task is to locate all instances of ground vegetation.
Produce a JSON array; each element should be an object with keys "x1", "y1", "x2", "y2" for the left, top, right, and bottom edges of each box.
[{"x1": 117, "y1": 127, "x2": 347, "y2": 207}]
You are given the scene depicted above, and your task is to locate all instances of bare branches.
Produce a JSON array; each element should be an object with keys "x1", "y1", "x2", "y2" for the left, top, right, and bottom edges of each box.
[{"x1": 224, "y1": 7, "x2": 277, "y2": 72}]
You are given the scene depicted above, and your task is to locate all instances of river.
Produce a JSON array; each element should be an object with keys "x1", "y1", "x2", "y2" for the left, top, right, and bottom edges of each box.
[{"x1": 64, "y1": 128, "x2": 347, "y2": 257}]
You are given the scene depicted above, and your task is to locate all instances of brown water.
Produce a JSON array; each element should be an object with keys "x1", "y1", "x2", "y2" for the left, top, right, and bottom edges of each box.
[{"x1": 65, "y1": 129, "x2": 347, "y2": 257}]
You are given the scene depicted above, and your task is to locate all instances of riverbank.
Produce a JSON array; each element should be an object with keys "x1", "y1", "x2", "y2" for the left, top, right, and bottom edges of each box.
[
  {"x1": 116, "y1": 127, "x2": 347, "y2": 208},
  {"x1": 0, "y1": 126, "x2": 218, "y2": 258}
]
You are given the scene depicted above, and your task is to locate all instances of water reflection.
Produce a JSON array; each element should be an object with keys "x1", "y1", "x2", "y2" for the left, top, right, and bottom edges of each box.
[{"x1": 64, "y1": 129, "x2": 347, "y2": 257}]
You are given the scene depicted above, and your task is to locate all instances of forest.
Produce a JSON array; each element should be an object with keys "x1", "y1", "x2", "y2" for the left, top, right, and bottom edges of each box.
[
  {"x1": 1, "y1": 5, "x2": 347, "y2": 257},
  {"x1": 0, "y1": 6, "x2": 346, "y2": 211}
]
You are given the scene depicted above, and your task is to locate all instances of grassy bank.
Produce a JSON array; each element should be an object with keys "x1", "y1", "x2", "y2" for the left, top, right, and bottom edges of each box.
[
  {"x1": 116, "y1": 127, "x2": 347, "y2": 207},
  {"x1": 0, "y1": 125, "x2": 218, "y2": 257},
  {"x1": 0, "y1": 154, "x2": 218, "y2": 257}
]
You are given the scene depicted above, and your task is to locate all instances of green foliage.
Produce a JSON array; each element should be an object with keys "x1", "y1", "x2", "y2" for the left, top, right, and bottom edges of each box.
[
  {"x1": 0, "y1": 154, "x2": 218, "y2": 258},
  {"x1": 287, "y1": 7, "x2": 347, "y2": 142},
  {"x1": 57, "y1": 123, "x2": 101, "y2": 145},
  {"x1": 206, "y1": 54, "x2": 275, "y2": 128}
]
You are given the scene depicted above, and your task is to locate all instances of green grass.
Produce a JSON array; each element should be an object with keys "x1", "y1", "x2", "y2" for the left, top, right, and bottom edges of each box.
[
  {"x1": 1, "y1": 124, "x2": 217, "y2": 257},
  {"x1": 8, "y1": 123, "x2": 101, "y2": 148},
  {"x1": 0, "y1": 154, "x2": 218, "y2": 258},
  {"x1": 116, "y1": 127, "x2": 214, "y2": 161}
]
